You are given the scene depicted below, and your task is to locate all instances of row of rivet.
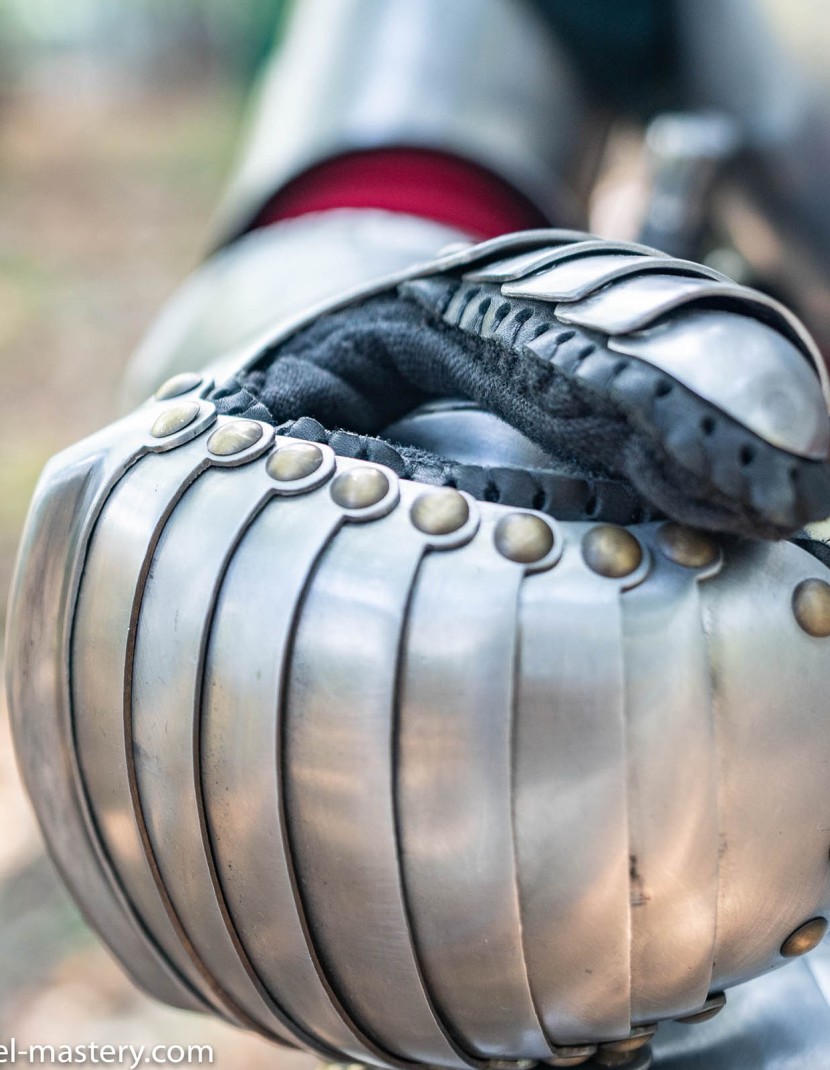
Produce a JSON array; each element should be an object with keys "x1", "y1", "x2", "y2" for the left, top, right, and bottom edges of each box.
[
  {"x1": 152, "y1": 411, "x2": 830, "y2": 847},
  {"x1": 152, "y1": 350, "x2": 830, "y2": 586},
  {"x1": 148, "y1": 401, "x2": 726, "y2": 574},
  {"x1": 149, "y1": 389, "x2": 830, "y2": 1050},
  {"x1": 545, "y1": 990, "x2": 733, "y2": 1068}
]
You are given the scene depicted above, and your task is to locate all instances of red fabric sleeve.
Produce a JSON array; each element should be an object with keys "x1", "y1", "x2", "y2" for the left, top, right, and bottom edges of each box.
[{"x1": 250, "y1": 147, "x2": 550, "y2": 240}]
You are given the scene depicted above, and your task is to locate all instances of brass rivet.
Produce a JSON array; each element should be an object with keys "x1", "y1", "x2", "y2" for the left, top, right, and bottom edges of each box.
[
  {"x1": 154, "y1": 372, "x2": 202, "y2": 400},
  {"x1": 594, "y1": 1022, "x2": 658, "y2": 1065},
  {"x1": 594, "y1": 1045, "x2": 653, "y2": 1069},
  {"x1": 331, "y1": 467, "x2": 390, "y2": 510},
  {"x1": 546, "y1": 1046, "x2": 597, "y2": 1067},
  {"x1": 495, "y1": 513, "x2": 555, "y2": 564},
  {"x1": 657, "y1": 523, "x2": 718, "y2": 569},
  {"x1": 267, "y1": 442, "x2": 324, "y2": 482},
  {"x1": 676, "y1": 991, "x2": 726, "y2": 1025},
  {"x1": 150, "y1": 400, "x2": 200, "y2": 439},
  {"x1": 793, "y1": 579, "x2": 830, "y2": 637},
  {"x1": 582, "y1": 524, "x2": 643, "y2": 578},
  {"x1": 598, "y1": 1028, "x2": 655, "y2": 1057},
  {"x1": 207, "y1": 420, "x2": 263, "y2": 457},
  {"x1": 411, "y1": 489, "x2": 469, "y2": 535},
  {"x1": 781, "y1": 917, "x2": 828, "y2": 958}
]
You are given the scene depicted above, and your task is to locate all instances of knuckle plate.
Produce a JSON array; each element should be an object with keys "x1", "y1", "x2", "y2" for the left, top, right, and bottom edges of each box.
[{"x1": 474, "y1": 237, "x2": 830, "y2": 462}]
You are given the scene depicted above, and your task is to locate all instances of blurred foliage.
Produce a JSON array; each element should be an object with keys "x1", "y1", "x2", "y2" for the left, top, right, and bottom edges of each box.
[{"x1": 0, "y1": 0, "x2": 291, "y2": 92}]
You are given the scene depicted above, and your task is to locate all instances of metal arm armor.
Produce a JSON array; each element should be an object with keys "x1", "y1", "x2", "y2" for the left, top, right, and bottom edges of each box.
[{"x1": 7, "y1": 232, "x2": 830, "y2": 1067}]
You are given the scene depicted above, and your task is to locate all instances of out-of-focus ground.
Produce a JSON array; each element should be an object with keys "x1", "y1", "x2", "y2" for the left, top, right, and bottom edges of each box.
[{"x1": 0, "y1": 2, "x2": 311, "y2": 1067}]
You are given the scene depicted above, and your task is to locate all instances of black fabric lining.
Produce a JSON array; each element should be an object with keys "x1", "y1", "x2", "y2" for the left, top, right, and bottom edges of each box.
[{"x1": 210, "y1": 278, "x2": 828, "y2": 541}]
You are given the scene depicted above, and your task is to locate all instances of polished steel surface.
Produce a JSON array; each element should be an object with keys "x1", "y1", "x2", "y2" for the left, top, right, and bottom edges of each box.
[
  {"x1": 553, "y1": 270, "x2": 830, "y2": 418},
  {"x1": 201, "y1": 478, "x2": 405, "y2": 1068},
  {"x1": 72, "y1": 436, "x2": 226, "y2": 1016},
  {"x1": 5, "y1": 395, "x2": 217, "y2": 1011},
  {"x1": 129, "y1": 458, "x2": 315, "y2": 1047},
  {"x1": 283, "y1": 491, "x2": 481, "y2": 1068},
  {"x1": 71, "y1": 415, "x2": 274, "y2": 1024},
  {"x1": 124, "y1": 212, "x2": 469, "y2": 403},
  {"x1": 621, "y1": 526, "x2": 723, "y2": 1024},
  {"x1": 675, "y1": 991, "x2": 727, "y2": 1025},
  {"x1": 384, "y1": 405, "x2": 558, "y2": 471},
  {"x1": 557, "y1": 273, "x2": 760, "y2": 333},
  {"x1": 609, "y1": 311, "x2": 830, "y2": 460},
  {"x1": 155, "y1": 372, "x2": 204, "y2": 400},
  {"x1": 11, "y1": 230, "x2": 830, "y2": 1070},
  {"x1": 397, "y1": 516, "x2": 558, "y2": 1059},
  {"x1": 653, "y1": 938, "x2": 830, "y2": 1068},
  {"x1": 501, "y1": 254, "x2": 723, "y2": 302},
  {"x1": 464, "y1": 240, "x2": 666, "y2": 285},
  {"x1": 513, "y1": 527, "x2": 651, "y2": 1045},
  {"x1": 216, "y1": 0, "x2": 599, "y2": 241},
  {"x1": 700, "y1": 539, "x2": 830, "y2": 991}
]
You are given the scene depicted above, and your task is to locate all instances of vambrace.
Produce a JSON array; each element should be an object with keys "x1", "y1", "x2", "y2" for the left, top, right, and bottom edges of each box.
[{"x1": 214, "y1": 0, "x2": 599, "y2": 243}]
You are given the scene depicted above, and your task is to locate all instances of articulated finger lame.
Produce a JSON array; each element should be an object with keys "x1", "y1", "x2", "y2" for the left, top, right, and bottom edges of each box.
[
  {"x1": 210, "y1": 229, "x2": 830, "y2": 540},
  {"x1": 7, "y1": 232, "x2": 830, "y2": 1070}
]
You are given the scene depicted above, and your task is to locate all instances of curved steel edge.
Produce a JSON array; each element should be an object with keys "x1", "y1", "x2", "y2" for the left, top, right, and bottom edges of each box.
[
  {"x1": 4, "y1": 411, "x2": 216, "y2": 1011},
  {"x1": 212, "y1": 0, "x2": 600, "y2": 244},
  {"x1": 202, "y1": 229, "x2": 592, "y2": 387},
  {"x1": 203, "y1": 230, "x2": 830, "y2": 444},
  {"x1": 8, "y1": 390, "x2": 830, "y2": 1062}
]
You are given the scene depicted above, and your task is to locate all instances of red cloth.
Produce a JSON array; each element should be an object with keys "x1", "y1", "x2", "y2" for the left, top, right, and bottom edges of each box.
[{"x1": 251, "y1": 147, "x2": 549, "y2": 240}]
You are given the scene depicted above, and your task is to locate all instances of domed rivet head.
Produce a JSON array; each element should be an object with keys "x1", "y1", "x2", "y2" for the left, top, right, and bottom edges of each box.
[
  {"x1": 597, "y1": 1027, "x2": 655, "y2": 1058},
  {"x1": 331, "y1": 467, "x2": 390, "y2": 510},
  {"x1": 546, "y1": 1045, "x2": 597, "y2": 1067},
  {"x1": 150, "y1": 400, "x2": 200, "y2": 439},
  {"x1": 495, "y1": 513, "x2": 555, "y2": 564},
  {"x1": 411, "y1": 489, "x2": 469, "y2": 535},
  {"x1": 207, "y1": 420, "x2": 263, "y2": 457},
  {"x1": 266, "y1": 442, "x2": 324, "y2": 482},
  {"x1": 676, "y1": 991, "x2": 726, "y2": 1025},
  {"x1": 657, "y1": 523, "x2": 718, "y2": 569},
  {"x1": 594, "y1": 1045, "x2": 653, "y2": 1069},
  {"x1": 154, "y1": 372, "x2": 202, "y2": 401},
  {"x1": 793, "y1": 579, "x2": 830, "y2": 637},
  {"x1": 582, "y1": 524, "x2": 643, "y2": 578},
  {"x1": 781, "y1": 917, "x2": 828, "y2": 957}
]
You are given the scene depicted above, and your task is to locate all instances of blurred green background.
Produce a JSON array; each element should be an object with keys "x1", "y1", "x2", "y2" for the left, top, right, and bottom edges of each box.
[
  {"x1": 0, "y1": 4, "x2": 313, "y2": 1067},
  {"x1": 0, "y1": 0, "x2": 288, "y2": 619}
]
